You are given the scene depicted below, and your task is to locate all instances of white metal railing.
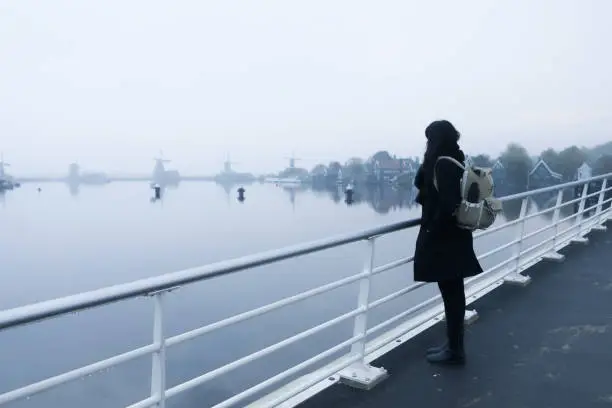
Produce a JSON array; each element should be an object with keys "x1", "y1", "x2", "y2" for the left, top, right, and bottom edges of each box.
[{"x1": 1, "y1": 173, "x2": 611, "y2": 408}]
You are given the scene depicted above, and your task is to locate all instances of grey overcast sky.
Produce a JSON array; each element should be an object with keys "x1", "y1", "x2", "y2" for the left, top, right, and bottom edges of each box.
[{"x1": 1, "y1": 0, "x2": 611, "y2": 176}]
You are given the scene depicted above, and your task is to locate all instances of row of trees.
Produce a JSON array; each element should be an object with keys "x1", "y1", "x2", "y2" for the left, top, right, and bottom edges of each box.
[
  {"x1": 309, "y1": 157, "x2": 370, "y2": 180},
  {"x1": 477, "y1": 143, "x2": 612, "y2": 192},
  {"x1": 305, "y1": 142, "x2": 612, "y2": 192},
  {"x1": 470, "y1": 145, "x2": 589, "y2": 182}
]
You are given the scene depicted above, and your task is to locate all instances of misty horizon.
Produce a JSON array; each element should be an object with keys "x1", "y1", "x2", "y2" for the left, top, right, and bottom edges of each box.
[
  {"x1": 2, "y1": 138, "x2": 609, "y2": 178},
  {"x1": 2, "y1": 0, "x2": 611, "y2": 176}
]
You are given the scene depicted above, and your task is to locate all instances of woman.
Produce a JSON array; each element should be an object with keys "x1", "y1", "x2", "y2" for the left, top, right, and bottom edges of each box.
[{"x1": 414, "y1": 120, "x2": 483, "y2": 365}]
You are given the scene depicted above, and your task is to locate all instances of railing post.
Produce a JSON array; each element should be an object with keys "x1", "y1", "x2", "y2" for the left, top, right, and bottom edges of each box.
[
  {"x1": 571, "y1": 182, "x2": 590, "y2": 244},
  {"x1": 350, "y1": 238, "x2": 376, "y2": 359},
  {"x1": 338, "y1": 237, "x2": 388, "y2": 390},
  {"x1": 505, "y1": 198, "x2": 531, "y2": 286},
  {"x1": 150, "y1": 292, "x2": 167, "y2": 408},
  {"x1": 543, "y1": 190, "x2": 566, "y2": 262},
  {"x1": 593, "y1": 178, "x2": 608, "y2": 231}
]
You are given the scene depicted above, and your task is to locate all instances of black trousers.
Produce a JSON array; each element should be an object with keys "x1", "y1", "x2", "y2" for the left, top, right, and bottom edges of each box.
[{"x1": 437, "y1": 279, "x2": 466, "y2": 351}]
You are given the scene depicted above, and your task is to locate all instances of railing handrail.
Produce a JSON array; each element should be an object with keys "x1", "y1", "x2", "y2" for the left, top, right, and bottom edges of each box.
[
  {"x1": 0, "y1": 220, "x2": 418, "y2": 331},
  {"x1": 0, "y1": 172, "x2": 610, "y2": 332},
  {"x1": 499, "y1": 172, "x2": 610, "y2": 202}
]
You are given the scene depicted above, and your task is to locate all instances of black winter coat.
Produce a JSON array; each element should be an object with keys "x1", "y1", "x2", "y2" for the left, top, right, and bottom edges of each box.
[{"x1": 413, "y1": 148, "x2": 483, "y2": 282}]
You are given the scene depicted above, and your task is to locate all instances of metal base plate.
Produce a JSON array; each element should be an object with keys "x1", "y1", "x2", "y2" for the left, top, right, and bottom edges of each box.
[
  {"x1": 504, "y1": 273, "x2": 532, "y2": 286},
  {"x1": 571, "y1": 237, "x2": 589, "y2": 244},
  {"x1": 543, "y1": 252, "x2": 566, "y2": 262},
  {"x1": 441, "y1": 309, "x2": 479, "y2": 325},
  {"x1": 338, "y1": 363, "x2": 388, "y2": 390},
  {"x1": 464, "y1": 309, "x2": 479, "y2": 325}
]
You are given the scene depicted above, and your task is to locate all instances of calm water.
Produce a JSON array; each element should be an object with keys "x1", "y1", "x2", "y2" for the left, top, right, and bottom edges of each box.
[{"x1": 0, "y1": 182, "x2": 581, "y2": 407}]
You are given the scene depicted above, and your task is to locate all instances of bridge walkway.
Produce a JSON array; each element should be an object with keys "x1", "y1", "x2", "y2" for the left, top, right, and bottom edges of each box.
[{"x1": 299, "y1": 225, "x2": 612, "y2": 408}]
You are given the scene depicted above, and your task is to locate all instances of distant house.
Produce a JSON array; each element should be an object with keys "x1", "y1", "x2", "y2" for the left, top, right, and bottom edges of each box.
[
  {"x1": 575, "y1": 162, "x2": 593, "y2": 180},
  {"x1": 342, "y1": 160, "x2": 368, "y2": 183},
  {"x1": 491, "y1": 160, "x2": 506, "y2": 193},
  {"x1": 311, "y1": 165, "x2": 327, "y2": 177},
  {"x1": 528, "y1": 159, "x2": 562, "y2": 190},
  {"x1": 574, "y1": 162, "x2": 599, "y2": 212},
  {"x1": 372, "y1": 157, "x2": 401, "y2": 182},
  {"x1": 370, "y1": 157, "x2": 418, "y2": 184},
  {"x1": 492, "y1": 159, "x2": 504, "y2": 174},
  {"x1": 326, "y1": 162, "x2": 343, "y2": 184},
  {"x1": 398, "y1": 158, "x2": 417, "y2": 175},
  {"x1": 309, "y1": 165, "x2": 328, "y2": 187},
  {"x1": 0, "y1": 158, "x2": 12, "y2": 188}
]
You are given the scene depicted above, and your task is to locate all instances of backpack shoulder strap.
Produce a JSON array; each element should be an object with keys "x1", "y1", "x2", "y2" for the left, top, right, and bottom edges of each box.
[
  {"x1": 433, "y1": 156, "x2": 466, "y2": 191},
  {"x1": 436, "y1": 156, "x2": 466, "y2": 170}
]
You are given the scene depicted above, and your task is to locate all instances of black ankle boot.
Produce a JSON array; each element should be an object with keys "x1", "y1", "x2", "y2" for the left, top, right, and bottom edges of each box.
[
  {"x1": 426, "y1": 347, "x2": 465, "y2": 365},
  {"x1": 426, "y1": 341, "x2": 448, "y2": 355},
  {"x1": 427, "y1": 323, "x2": 465, "y2": 365}
]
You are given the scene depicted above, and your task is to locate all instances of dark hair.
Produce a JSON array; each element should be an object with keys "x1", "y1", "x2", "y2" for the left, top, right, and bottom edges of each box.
[
  {"x1": 422, "y1": 120, "x2": 461, "y2": 180},
  {"x1": 425, "y1": 120, "x2": 460, "y2": 150},
  {"x1": 424, "y1": 120, "x2": 460, "y2": 161}
]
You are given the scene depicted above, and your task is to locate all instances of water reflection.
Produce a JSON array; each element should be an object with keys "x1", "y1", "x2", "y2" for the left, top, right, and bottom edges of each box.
[
  {"x1": 251, "y1": 182, "x2": 422, "y2": 214},
  {"x1": 67, "y1": 181, "x2": 80, "y2": 197},
  {"x1": 66, "y1": 180, "x2": 130, "y2": 199},
  {"x1": 501, "y1": 198, "x2": 523, "y2": 221},
  {"x1": 149, "y1": 185, "x2": 167, "y2": 203},
  {"x1": 310, "y1": 183, "x2": 419, "y2": 214},
  {"x1": 216, "y1": 180, "x2": 256, "y2": 205},
  {"x1": 129, "y1": 181, "x2": 420, "y2": 215},
  {"x1": 302, "y1": 181, "x2": 596, "y2": 219},
  {"x1": 531, "y1": 190, "x2": 558, "y2": 211},
  {"x1": 503, "y1": 187, "x2": 592, "y2": 223},
  {"x1": 6, "y1": 179, "x2": 599, "y2": 222},
  {"x1": 50, "y1": 179, "x2": 423, "y2": 214},
  {"x1": 280, "y1": 184, "x2": 309, "y2": 211}
]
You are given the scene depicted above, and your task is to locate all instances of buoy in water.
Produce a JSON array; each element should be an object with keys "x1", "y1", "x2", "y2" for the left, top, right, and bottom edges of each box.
[{"x1": 345, "y1": 184, "x2": 354, "y2": 205}]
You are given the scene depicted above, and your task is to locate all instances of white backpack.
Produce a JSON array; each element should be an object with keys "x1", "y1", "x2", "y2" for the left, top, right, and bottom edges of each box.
[{"x1": 433, "y1": 156, "x2": 502, "y2": 230}]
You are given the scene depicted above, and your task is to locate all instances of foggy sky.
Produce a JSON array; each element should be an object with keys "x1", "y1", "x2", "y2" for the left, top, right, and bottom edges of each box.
[{"x1": 1, "y1": 0, "x2": 611, "y2": 176}]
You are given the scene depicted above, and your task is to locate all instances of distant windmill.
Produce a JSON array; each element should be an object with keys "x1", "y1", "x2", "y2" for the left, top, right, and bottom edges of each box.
[
  {"x1": 152, "y1": 151, "x2": 171, "y2": 182},
  {"x1": 223, "y1": 153, "x2": 238, "y2": 173},
  {"x1": 154, "y1": 150, "x2": 171, "y2": 164},
  {"x1": 284, "y1": 152, "x2": 302, "y2": 169},
  {"x1": 68, "y1": 162, "x2": 80, "y2": 182},
  {"x1": 0, "y1": 153, "x2": 10, "y2": 179}
]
